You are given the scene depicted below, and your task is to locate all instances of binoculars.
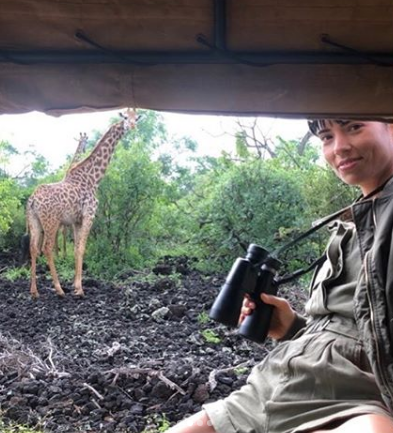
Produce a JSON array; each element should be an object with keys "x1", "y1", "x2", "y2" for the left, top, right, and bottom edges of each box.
[{"x1": 209, "y1": 243, "x2": 281, "y2": 343}]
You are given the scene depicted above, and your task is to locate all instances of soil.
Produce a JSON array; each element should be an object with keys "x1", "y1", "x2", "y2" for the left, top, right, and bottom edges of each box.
[{"x1": 0, "y1": 252, "x2": 307, "y2": 433}]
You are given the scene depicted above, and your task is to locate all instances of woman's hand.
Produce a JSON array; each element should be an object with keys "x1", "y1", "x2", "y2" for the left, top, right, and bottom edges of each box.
[{"x1": 239, "y1": 293, "x2": 296, "y2": 340}]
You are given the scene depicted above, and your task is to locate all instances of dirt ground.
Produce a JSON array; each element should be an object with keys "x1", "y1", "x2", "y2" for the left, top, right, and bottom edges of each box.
[{"x1": 0, "y1": 252, "x2": 307, "y2": 433}]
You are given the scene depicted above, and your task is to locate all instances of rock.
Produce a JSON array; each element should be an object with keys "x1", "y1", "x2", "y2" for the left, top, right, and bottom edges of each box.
[
  {"x1": 151, "y1": 306, "x2": 171, "y2": 321},
  {"x1": 168, "y1": 304, "x2": 186, "y2": 318},
  {"x1": 192, "y1": 384, "x2": 210, "y2": 403}
]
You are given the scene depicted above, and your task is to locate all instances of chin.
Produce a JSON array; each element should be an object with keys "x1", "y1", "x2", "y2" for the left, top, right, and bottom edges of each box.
[{"x1": 339, "y1": 176, "x2": 362, "y2": 188}]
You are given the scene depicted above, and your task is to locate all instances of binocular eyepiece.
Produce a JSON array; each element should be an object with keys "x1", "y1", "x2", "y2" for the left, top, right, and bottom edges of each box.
[{"x1": 209, "y1": 243, "x2": 281, "y2": 343}]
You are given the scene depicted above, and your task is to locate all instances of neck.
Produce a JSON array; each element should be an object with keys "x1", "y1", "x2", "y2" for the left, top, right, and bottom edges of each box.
[
  {"x1": 65, "y1": 120, "x2": 126, "y2": 186},
  {"x1": 361, "y1": 174, "x2": 393, "y2": 199}
]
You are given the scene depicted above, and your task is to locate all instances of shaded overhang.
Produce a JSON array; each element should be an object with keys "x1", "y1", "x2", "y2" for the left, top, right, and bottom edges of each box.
[{"x1": 1, "y1": 0, "x2": 393, "y2": 118}]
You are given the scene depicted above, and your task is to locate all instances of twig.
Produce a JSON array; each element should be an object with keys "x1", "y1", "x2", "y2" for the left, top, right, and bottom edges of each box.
[
  {"x1": 106, "y1": 366, "x2": 186, "y2": 395},
  {"x1": 166, "y1": 367, "x2": 201, "y2": 402},
  {"x1": 47, "y1": 343, "x2": 55, "y2": 370},
  {"x1": 83, "y1": 382, "x2": 105, "y2": 400},
  {"x1": 157, "y1": 372, "x2": 186, "y2": 395},
  {"x1": 91, "y1": 398, "x2": 103, "y2": 409}
]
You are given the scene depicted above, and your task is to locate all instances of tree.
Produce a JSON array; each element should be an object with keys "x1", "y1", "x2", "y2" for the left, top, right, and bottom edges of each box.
[
  {"x1": 182, "y1": 158, "x2": 307, "y2": 269},
  {"x1": 86, "y1": 112, "x2": 167, "y2": 276},
  {"x1": 0, "y1": 178, "x2": 22, "y2": 249}
]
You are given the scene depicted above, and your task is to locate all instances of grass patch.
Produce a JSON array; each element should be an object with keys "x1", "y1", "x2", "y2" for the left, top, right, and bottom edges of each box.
[
  {"x1": 0, "y1": 420, "x2": 44, "y2": 433},
  {"x1": 141, "y1": 414, "x2": 171, "y2": 432},
  {"x1": 1, "y1": 266, "x2": 30, "y2": 281},
  {"x1": 197, "y1": 311, "x2": 210, "y2": 325},
  {"x1": 201, "y1": 329, "x2": 221, "y2": 344}
]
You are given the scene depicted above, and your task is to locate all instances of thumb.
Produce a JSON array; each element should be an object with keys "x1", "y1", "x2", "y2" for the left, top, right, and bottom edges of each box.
[{"x1": 260, "y1": 293, "x2": 283, "y2": 307}]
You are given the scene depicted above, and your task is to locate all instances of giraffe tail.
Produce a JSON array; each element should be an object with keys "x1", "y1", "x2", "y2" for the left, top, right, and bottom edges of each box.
[{"x1": 20, "y1": 232, "x2": 30, "y2": 265}]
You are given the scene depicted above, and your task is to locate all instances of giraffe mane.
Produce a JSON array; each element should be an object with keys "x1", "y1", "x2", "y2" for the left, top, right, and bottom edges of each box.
[{"x1": 66, "y1": 119, "x2": 124, "y2": 175}]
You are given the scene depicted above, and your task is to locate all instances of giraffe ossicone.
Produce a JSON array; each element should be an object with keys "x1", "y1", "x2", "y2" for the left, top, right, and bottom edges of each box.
[{"x1": 26, "y1": 108, "x2": 138, "y2": 298}]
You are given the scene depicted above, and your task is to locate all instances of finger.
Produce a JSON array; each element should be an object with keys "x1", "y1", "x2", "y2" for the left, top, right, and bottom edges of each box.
[
  {"x1": 238, "y1": 311, "x2": 249, "y2": 325},
  {"x1": 260, "y1": 293, "x2": 286, "y2": 307},
  {"x1": 242, "y1": 299, "x2": 256, "y2": 309},
  {"x1": 239, "y1": 304, "x2": 254, "y2": 324},
  {"x1": 241, "y1": 306, "x2": 253, "y2": 316}
]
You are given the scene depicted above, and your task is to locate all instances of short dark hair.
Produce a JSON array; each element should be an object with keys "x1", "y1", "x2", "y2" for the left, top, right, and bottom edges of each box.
[
  {"x1": 308, "y1": 118, "x2": 393, "y2": 136},
  {"x1": 307, "y1": 119, "x2": 350, "y2": 136}
]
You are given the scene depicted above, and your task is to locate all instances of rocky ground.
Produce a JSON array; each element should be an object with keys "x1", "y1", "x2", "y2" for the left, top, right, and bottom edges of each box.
[{"x1": 0, "y1": 252, "x2": 307, "y2": 433}]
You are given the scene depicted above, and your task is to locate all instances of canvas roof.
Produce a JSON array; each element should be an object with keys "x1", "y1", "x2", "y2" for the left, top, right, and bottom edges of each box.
[{"x1": 1, "y1": 0, "x2": 392, "y2": 118}]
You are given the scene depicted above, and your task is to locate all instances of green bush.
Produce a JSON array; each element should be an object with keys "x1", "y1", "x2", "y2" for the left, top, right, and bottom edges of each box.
[{"x1": 188, "y1": 159, "x2": 308, "y2": 270}]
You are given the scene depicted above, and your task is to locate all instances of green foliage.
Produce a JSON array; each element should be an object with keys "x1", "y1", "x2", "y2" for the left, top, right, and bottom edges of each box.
[
  {"x1": 187, "y1": 158, "x2": 307, "y2": 269},
  {"x1": 53, "y1": 256, "x2": 75, "y2": 282},
  {"x1": 16, "y1": 151, "x2": 52, "y2": 188},
  {"x1": 197, "y1": 311, "x2": 210, "y2": 325},
  {"x1": 141, "y1": 414, "x2": 171, "y2": 433},
  {"x1": 0, "y1": 178, "x2": 23, "y2": 248},
  {"x1": 166, "y1": 272, "x2": 183, "y2": 288},
  {"x1": 201, "y1": 329, "x2": 221, "y2": 344},
  {"x1": 115, "y1": 270, "x2": 159, "y2": 287},
  {"x1": 0, "y1": 419, "x2": 44, "y2": 433},
  {"x1": 235, "y1": 131, "x2": 250, "y2": 159},
  {"x1": 234, "y1": 366, "x2": 249, "y2": 375},
  {"x1": 2, "y1": 266, "x2": 30, "y2": 281}
]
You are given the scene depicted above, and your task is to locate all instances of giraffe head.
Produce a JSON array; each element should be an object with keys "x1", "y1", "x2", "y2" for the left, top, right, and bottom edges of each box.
[{"x1": 119, "y1": 108, "x2": 139, "y2": 134}]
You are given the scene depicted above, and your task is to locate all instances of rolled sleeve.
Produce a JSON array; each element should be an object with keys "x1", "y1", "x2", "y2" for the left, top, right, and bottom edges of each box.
[
  {"x1": 203, "y1": 400, "x2": 238, "y2": 433},
  {"x1": 202, "y1": 363, "x2": 270, "y2": 433}
]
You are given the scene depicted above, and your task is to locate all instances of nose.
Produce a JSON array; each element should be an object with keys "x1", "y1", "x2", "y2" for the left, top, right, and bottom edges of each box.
[{"x1": 333, "y1": 131, "x2": 351, "y2": 155}]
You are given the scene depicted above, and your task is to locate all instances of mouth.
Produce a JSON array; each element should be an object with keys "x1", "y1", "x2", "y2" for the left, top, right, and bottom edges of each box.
[{"x1": 337, "y1": 157, "x2": 362, "y2": 172}]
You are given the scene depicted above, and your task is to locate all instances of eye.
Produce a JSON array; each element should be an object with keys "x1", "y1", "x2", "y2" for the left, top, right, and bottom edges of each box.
[
  {"x1": 348, "y1": 123, "x2": 363, "y2": 132},
  {"x1": 319, "y1": 133, "x2": 333, "y2": 143}
]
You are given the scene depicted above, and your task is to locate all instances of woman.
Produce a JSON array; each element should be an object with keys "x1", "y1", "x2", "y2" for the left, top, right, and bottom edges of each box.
[{"x1": 167, "y1": 120, "x2": 393, "y2": 433}]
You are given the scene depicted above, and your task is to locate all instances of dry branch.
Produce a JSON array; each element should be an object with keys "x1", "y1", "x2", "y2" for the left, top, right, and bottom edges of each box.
[
  {"x1": 106, "y1": 365, "x2": 186, "y2": 395},
  {"x1": 83, "y1": 382, "x2": 105, "y2": 400}
]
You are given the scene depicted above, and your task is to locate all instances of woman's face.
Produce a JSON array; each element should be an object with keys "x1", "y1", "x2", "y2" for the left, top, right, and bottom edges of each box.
[{"x1": 317, "y1": 121, "x2": 393, "y2": 195}]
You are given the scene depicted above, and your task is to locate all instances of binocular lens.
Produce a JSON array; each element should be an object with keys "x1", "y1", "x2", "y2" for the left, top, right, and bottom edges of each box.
[{"x1": 246, "y1": 244, "x2": 269, "y2": 264}]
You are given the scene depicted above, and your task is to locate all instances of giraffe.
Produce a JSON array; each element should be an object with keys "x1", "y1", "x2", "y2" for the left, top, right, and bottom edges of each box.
[
  {"x1": 56, "y1": 132, "x2": 89, "y2": 257},
  {"x1": 26, "y1": 109, "x2": 137, "y2": 298},
  {"x1": 68, "y1": 132, "x2": 89, "y2": 171}
]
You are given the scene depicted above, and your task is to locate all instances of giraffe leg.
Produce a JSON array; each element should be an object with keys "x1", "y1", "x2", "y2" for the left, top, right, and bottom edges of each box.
[
  {"x1": 73, "y1": 219, "x2": 93, "y2": 297},
  {"x1": 54, "y1": 230, "x2": 59, "y2": 257},
  {"x1": 42, "y1": 226, "x2": 65, "y2": 297},
  {"x1": 28, "y1": 216, "x2": 42, "y2": 299},
  {"x1": 29, "y1": 234, "x2": 41, "y2": 299},
  {"x1": 62, "y1": 225, "x2": 67, "y2": 258}
]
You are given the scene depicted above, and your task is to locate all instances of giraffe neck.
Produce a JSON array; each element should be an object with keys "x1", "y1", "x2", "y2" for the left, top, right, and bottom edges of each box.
[
  {"x1": 67, "y1": 133, "x2": 88, "y2": 174},
  {"x1": 65, "y1": 120, "x2": 127, "y2": 188}
]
